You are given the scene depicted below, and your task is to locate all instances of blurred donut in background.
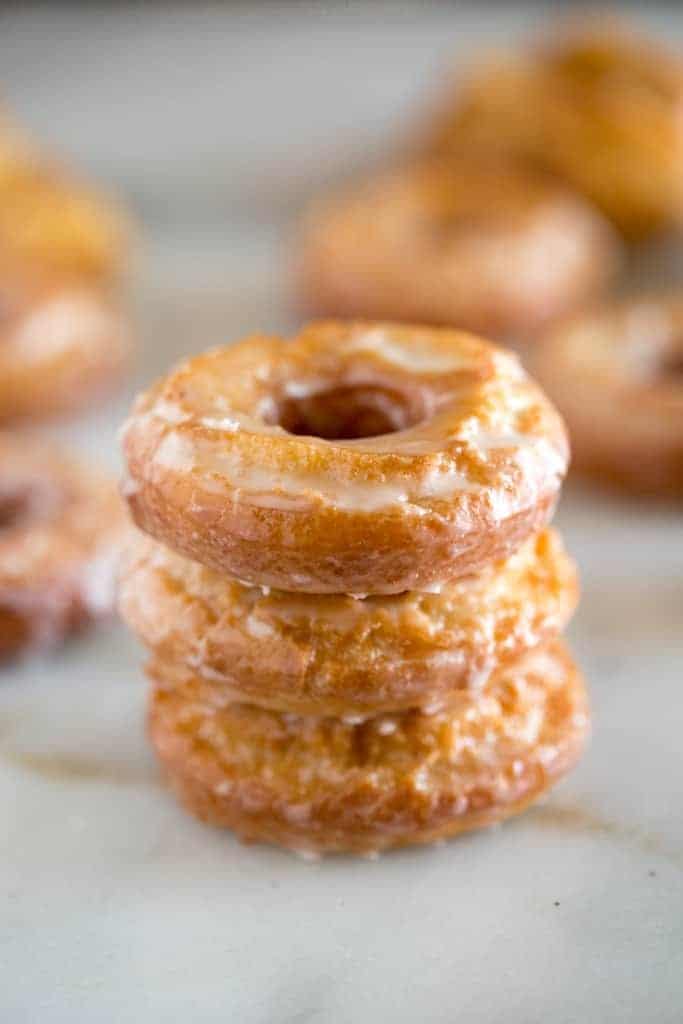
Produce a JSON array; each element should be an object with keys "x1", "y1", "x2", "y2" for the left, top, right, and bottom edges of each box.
[
  {"x1": 0, "y1": 261, "x2": 131, "y2": 423},
  {"x1": 0, "y1": 434, "x2": 125, "y2": 660},
  {"x1": 0, "y1": 104, "x2": 132, "y2": 422},
  {"x1": 0, "y1": 106, "x2": 128, "y2": 283},
  {"x1": 536, "y1": 294, "x2": 683, "y2": 496},
  {"x1": 298, "y1": 160, "x2": 619, "y2": 341},
  {"x1": 0, "y1": 103, "x2": 132, "y2": 656},
  {"x1": 424, "y1": 17, "x2": 683, "y2": 240}
]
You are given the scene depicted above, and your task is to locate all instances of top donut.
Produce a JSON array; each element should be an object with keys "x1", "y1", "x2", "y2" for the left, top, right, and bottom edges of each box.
[{"x1": 121, "y1": 322, "x2": 568, "y2": 594}]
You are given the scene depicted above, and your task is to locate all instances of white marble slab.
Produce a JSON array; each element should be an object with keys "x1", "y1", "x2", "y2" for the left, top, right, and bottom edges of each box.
[{"x1": 1, "y1": 5, "x2": 683, "y2": 1021}]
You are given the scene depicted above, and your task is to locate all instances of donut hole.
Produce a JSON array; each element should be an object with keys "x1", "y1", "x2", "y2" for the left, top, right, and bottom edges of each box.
[{"x1": 274, "y1": 384, "x2": 425, "y2": 440}]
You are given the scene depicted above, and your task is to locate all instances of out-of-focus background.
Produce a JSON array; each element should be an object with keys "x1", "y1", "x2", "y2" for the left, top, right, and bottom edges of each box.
[
  {"x1": 9, "y1": 2, "x2": 589, "y2": 221},
  {"x1": 2, "y1": 4, "x2": 682, "y2": 1023},
  {"x1": 6, "y1": 0, "x2": 683, "y2": 452},
  {"x1": 1, "y1": 2, "x2": 678, "y2": 218}
]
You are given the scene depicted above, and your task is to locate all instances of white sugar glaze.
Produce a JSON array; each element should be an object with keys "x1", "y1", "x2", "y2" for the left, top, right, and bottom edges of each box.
[
  {"x1": 346, "y1": 327, "x2": 478, "y2": 373},
  {"x1": 151, "y1": 432, "x2": 482, "y2": 512},
  {"x1": 10, "y1": 292, "x2": 116, "y2": 361}
]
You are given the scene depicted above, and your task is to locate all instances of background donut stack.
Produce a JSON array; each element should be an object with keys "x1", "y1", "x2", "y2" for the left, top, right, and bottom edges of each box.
[
  {"x1": 119, "y1": 321, "x2": 589, "y2": 856},
  {"x1": 0, "y1": 105, "x2": 131, "y2": 423},
  {"x1": 0, "y1": 105, "x2": 131, "y2": 661}
]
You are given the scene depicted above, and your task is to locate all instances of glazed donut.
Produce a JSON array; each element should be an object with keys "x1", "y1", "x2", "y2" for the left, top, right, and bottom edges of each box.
[
  {"x1": 0, "y1": 265, "x2": 131, "y2": 422},
  {"x1": 0, "y1": 435, "x2": 125, "y2": 659},
  {"x1": 298, "y1": 160, "x2": 619, "y2": 338},
  {"x1": 121, "y1": 321, "x2": 569, "y2": 594},
  {"x1": 147, "y1": 640, "x2": 589, "y2": 855},
  {"x1": 0, "y1": 119, "x2": 127, "y2": 282},
  {"x1": 426, "y1": 19, "x2": 683, "y2": 239},
  {"x1": 120, "y1": 529, "x2": 577, "y2": 715},
  {"x1": 536, "y1": 295, "x2": 683, "y2": 496}
]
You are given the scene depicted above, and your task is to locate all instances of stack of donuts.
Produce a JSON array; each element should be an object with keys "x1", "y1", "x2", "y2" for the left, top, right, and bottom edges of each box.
[
  {"x1": 119, "y1": 321, "x2": 589, "y2": 856},
  {"x1": 0, "y1": 107, "x2": 130, "y2": 660}
]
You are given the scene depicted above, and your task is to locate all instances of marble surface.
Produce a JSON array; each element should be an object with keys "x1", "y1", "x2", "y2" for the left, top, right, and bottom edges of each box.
[{"x1": 1, "y1": 5, "x2": 683, "y2": 1022}]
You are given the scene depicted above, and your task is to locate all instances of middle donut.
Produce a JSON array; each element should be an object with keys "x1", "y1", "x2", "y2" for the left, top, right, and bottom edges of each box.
[
  {"x1": 121, "y1": 322, "x2": 569, "y2": 595},
  {"x1": 120, "y1": 528, "x2": 577, "y2": 715}
]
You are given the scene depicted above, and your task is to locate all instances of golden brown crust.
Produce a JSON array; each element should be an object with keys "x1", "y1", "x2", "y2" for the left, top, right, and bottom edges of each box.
[
  {"x1": 0, "y1": 434, "x2": 125, "y2": 659},
  {"x1": 121, "y1": 529, "x2": 578, "y2": 714},
  {"x1": 298, "y1": 160, "x2": 619, "y2": 337},
  {"x1": 536, "y1": 295, "x2": 683, "y2": 496},
  {"x1": 426, "y1": 19, "x2": 683, "y2": 239},
  {"x1": 147, "y1": 641, "x2": 589, "y2": 855},
  {"x1": 0, "y1": 266, "x2": 130, "y2": 422},
  {"x1": 121, "y1": 321, "x2": 568, "y2": 593}
]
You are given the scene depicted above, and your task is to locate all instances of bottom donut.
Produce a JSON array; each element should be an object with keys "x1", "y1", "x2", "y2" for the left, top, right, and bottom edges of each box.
[{"x1": 147, "y1": 640, "x2": 589, "y2": 856}]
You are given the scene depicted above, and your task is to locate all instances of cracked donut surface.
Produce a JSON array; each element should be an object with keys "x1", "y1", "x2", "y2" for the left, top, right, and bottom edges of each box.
[
  {"x1": 121, "y1": 320, "x2": 587, "y2": 855},
  {"x1": 121, "y1": 321, "x2": 568, "y2": 594},
  {"x1": 121, "y1": 528, "x2": 577, "y2": 715},
  {"x1": 148, "y1": 640, "x2": 589, "y2": 856}
]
